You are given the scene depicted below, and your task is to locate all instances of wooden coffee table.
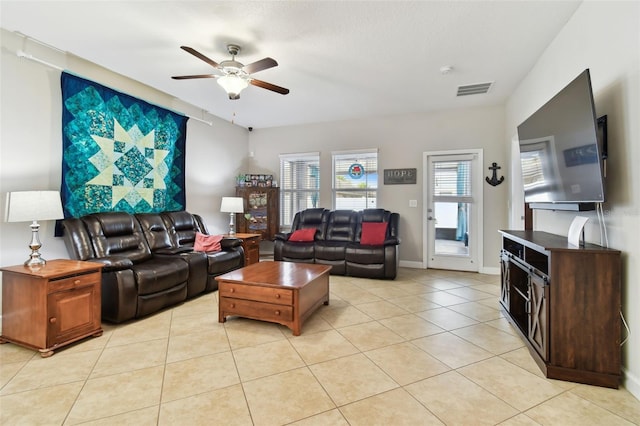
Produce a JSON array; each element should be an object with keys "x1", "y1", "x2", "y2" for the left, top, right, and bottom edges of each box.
[{"x1": 216, "y1": 261, "x2": 331, "y2": 335}]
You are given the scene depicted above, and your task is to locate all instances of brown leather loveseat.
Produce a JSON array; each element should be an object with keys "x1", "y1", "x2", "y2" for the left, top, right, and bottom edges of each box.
[
  {"x1": 274, "y1": 208, "x2": 400, "y2": 279},
  {"x1": 61, "y1": 211, "x2": 244, "y2": 323}
]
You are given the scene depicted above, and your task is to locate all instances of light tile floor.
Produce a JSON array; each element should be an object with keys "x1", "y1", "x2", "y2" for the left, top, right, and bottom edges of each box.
[{"x1": 1, "y1": 267, "x2": 639, "y2": 425}]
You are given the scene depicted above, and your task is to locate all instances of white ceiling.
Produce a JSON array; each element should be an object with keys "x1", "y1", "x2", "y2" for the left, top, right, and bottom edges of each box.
[{"x1": 1, "y1": 1, "x2": 581, "y2": 129}]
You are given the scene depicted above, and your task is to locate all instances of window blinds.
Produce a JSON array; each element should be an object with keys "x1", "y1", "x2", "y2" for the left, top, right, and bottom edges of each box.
[
  {"x1": 431, "y1": 160, "x2": 473, "y2": 203},
  {"x1": 279, "y1": 153, "x2": 320, "y2": 226}
]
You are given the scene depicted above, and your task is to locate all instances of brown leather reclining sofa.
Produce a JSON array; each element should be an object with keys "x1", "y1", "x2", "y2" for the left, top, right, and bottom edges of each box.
[
  {"x1": 274, "y1": 208, "x2": 400, "y2": 279},
  {"x1": 61, "y1": 211, "x2": 244, "y2": 323}
]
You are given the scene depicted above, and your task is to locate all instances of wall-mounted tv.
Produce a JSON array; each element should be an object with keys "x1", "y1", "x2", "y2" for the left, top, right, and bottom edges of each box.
[{"x1": 517, "y1": 69, "x2": 606, "y2": 211}]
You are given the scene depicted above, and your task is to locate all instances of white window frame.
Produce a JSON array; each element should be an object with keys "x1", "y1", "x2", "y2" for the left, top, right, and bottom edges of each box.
[{"x1": 332, "y1": 149, "x2": 378, "y2": 211}]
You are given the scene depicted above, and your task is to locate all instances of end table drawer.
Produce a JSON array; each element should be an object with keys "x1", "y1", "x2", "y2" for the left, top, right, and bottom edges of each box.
[
  {"x1": 49, "y1": 272, "x2": 101, "y2": 292},
  {"x1": 219, "y1": 282, "x2": 293, "y2": 305},
  {"x1": 245, "y1": 238, "x2": 260, "y2": 249},
  {"x1": 220, "y1": 298, "x2": 293, "y2": 322}
]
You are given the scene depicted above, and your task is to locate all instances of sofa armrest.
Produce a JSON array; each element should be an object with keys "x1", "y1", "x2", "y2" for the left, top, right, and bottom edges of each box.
[
  {"x1": 221, "y1": 238, "x2": 242, "y2": 249},
  {"x1": 274, "y1": 232, "x2": 291, "y2": 241},
  {"x1": 384, "y1": 237, "x2": 400, "y2": 246},
  {"x1": 92, "y1": 256, "x2": 134, "y2": 272},
  {"x1": 155, "y1": 246, "x2": 193, "y2": 255}
]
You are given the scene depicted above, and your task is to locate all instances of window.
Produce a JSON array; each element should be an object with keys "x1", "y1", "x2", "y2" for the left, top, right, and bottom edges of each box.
[
  {"x1": 332, "y1": 150, "x2": 378, "y2": 210},
  {"x1": 279, "y1": 152, "x2": 320, "y2": 227}
]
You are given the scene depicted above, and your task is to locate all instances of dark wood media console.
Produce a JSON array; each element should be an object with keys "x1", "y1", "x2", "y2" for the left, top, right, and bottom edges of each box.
[{"x1": 499, "y1": 230, "x2": 621, "y2": 388}]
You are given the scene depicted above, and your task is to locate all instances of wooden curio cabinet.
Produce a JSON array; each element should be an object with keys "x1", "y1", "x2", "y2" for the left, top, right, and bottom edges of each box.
[{"x1": 236, "y1": 186, "x2": 279, "y2": 241}]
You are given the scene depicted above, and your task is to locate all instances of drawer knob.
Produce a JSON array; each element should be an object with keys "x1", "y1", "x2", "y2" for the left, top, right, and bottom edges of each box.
[
  {"x1": 230, "y1": 303, "x2": 235, "y2": 309},
  {"x1": 49, "y1": 317, "x2": 57, "y2": 324},
  {"x1": 74, "y1": 279, "x2": 81, "y2": 285},
  {"x1": 275, "y1": 294, "x2": 281, "y2": 299},
  {"x1": 229, "y1": 288, "x2": 235, "y2": 293},
  {"x1": 275, "y1": 310, "x2": 280, "y2": 316}
]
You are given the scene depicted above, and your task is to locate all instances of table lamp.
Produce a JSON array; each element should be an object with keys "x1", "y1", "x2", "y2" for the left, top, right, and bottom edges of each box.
[
  {"x1": 5, "y1": 190, "x2": 64, "y2": 267},
  {"x1": 220, "y1": 196, "x2": 244, "y2": 235}
]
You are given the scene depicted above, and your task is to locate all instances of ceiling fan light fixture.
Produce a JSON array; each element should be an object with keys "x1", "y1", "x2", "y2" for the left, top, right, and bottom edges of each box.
[{"x1": 217, "y1": 74, "x2": 249, "y2": 100}]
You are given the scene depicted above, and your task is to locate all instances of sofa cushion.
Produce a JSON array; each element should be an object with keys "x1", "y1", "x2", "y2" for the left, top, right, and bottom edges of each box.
[
  {"x1": 325, "y1": 210, "x2": 358, "y2": 242},
  {"x1": 281, "y1": 241, "x2": 315, "y2": 261},
  {"x1": 345, "y1": 244, "x2": 386, "y2": 263},
  {"x1": 162, "y1": 211, "x2": 200, "y2": 247},
  {"x1": 291, "y1": 208, "x2": 330, "y2": 240},
  {"x1": 194, "y1": 232, "x2": 223, "y2": 252},
  {"x1": 315, "y1": 241, "x2": 348, "y2": 261},
  {"x1": 289, "y1": 228, "x2": 317, "y2": 242},
  {"x1": 360, "y1": 222, "x2": 388, "y2": 245},
  {"x1": 136, "y1": 213, "x2": 173, "y2": 251},
  {"x1": 132, "y1": 257, "x2": 189, "y2": 295},
  {"x1": 82, "y1": 212, "x2": 152, "y2": 263},
  {"x1": 205, "y1": 250, "x2": 244, "y2": 275}
]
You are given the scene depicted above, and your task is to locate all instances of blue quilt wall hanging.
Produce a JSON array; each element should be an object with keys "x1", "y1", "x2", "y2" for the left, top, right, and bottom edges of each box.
[{"x1": 60, "y1": 72, "x2": 188, "y2": 222}]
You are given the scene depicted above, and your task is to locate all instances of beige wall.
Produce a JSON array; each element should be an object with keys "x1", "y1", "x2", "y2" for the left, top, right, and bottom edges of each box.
[
  {"x1": 505, "y1": 1, "x2": 640, "y2": 397},
  {"x1": 247, "y1": 106, "x2": 506, "y2": 270}
]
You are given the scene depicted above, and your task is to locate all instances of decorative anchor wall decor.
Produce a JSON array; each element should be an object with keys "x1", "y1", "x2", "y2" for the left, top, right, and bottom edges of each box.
[{"x1": 485, "y1": 162, "x2": 505, "y2": 186}]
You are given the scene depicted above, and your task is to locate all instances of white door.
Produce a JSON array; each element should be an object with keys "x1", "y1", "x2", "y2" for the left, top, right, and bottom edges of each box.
[{"x1": 423, "y1": 150, "x2": 483, "y2": 272}]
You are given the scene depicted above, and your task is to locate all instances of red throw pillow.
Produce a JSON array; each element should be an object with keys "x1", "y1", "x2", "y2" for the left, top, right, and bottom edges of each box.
[
  {"x1": 360, "y1": 222, "x2": 388, "y2": 245},
  {"x1": 194, "y1": 232, "x2": 223, "y2": 252},
  {"x1": 288, "y1": 228, "x2": 317, "y2": 242}
]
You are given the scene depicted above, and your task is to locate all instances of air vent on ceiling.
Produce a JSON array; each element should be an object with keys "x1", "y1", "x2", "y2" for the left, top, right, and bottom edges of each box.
[{"x1": 457, "y1": 82, "x2": 493, "y2": 96}]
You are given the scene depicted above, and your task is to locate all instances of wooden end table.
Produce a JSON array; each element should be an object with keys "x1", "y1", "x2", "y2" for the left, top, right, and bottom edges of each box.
[
  {"x1": 0, "y1": 259, "x2": 103, "y2": 357},
  {"x1": 216, "y1": 261, "x2": 331, "y2": 335},
  {"x1": 224, "y1": 233, "x2": 261, "y2": 265}
]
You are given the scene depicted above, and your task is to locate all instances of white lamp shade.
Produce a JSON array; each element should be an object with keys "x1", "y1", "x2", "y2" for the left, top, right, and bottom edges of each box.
[
  {"x1": 217, "y1": 75, "x2": 249, "y2": 98},
  {"x1": 220, "y1": 196, "x2": 244, "y2": 213},
  {"x1": 5, "y1": 191, "x2": 64, "y2": 222}
]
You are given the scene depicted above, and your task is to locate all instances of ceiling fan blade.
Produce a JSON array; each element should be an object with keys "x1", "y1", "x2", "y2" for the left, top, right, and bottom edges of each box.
[
  {"x1": 243, "y1": 57, "x2": 278, "y2": 74},
  {"x1": 180, "y1": 46, "x2": 221, "y2": 69},
  {"x1": 250, "y1": 79, "x2": 290, "y2": 95},
  {"x1": 171, "y1": 74, "x2": 218, "y2": 80}
]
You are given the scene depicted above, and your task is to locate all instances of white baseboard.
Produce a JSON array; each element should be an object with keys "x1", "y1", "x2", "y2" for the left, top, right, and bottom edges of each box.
[
  {"x1": 480, "y1": 266, "x2": 500, "y2": 275},
  {"x1": 399, "y1": 260, "x2": 424, "y2": 269},
  {"x1": 399, "y1": 261, "x2": 500, "y2": 275},
  {"x1": 622, "y1": 367, "x2": 640, "y2": 400}
]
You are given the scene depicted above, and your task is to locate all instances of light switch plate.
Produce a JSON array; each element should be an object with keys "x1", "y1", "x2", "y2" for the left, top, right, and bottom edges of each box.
[{"x1": 409, "y1": 200, "x2": 418, "y2": 208}]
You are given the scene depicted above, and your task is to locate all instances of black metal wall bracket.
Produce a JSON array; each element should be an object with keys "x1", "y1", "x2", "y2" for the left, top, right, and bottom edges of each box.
[{"x1": 486, "y1": 162, "x2": 504, "y2": 186}]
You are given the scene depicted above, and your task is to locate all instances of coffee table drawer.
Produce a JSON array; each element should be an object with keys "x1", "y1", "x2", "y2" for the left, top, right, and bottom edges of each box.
[
  {"x1": 219, "y1": 282, "x2": 293, "y2": 305},
  {"x1": 220, "y1": 298, "x2": 293, "y2": 322}
]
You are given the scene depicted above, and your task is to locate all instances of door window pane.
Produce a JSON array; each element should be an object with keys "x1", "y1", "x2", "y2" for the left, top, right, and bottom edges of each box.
[
  {"x1": 434, "y1": 202, "x2": 470, "y2": 256},
  {"x1": 431, "y1": 159, "x2": 472, "y2": 256}
]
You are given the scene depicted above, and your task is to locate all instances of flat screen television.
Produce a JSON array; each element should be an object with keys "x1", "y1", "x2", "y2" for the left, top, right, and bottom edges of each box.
[{"x1": 517, "y1": 69, "x2": 607, "y2": 211}]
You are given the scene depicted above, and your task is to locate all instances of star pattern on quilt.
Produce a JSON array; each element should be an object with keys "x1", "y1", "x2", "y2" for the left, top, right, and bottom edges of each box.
[
  {"x1": 87, "y1": 119, "x2": 169, "y2": 208},
  {"x1": 61, "y1": 72, "x2": 187, "y2": 219}
]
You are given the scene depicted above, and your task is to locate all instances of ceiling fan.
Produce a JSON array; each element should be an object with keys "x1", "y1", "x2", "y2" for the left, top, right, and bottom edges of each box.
[{"x1": 172, "y1": 44, "x2": 289, "y2": 100}]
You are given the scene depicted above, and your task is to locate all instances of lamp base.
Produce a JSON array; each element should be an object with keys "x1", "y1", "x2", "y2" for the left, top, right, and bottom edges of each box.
[
  {"x1": 24, "y1": 253, "x2": 46, "y2": 268},
  {"x1": 24, "y1": 220, "x2": 46, "y2": 268},
  {"x1": 229, "y1": 212, "x2": 236, "y2": 235}
]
